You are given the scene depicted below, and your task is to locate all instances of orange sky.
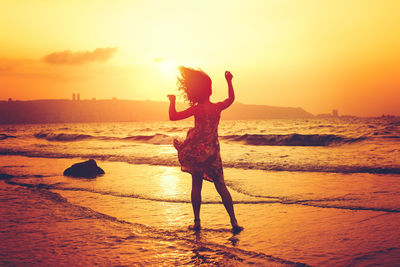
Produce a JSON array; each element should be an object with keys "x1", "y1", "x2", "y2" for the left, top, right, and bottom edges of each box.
[{"x1": 1, "y1": 0, "x2": 399, "y2": 116}]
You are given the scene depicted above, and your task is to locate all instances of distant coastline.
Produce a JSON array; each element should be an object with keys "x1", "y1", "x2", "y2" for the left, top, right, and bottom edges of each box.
[{"x1": 0, "y1": 99, "x2": 315, "y2": 124}]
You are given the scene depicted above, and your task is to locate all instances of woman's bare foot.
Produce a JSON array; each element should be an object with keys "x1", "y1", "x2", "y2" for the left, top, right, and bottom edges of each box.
[
  {"x1": 232, "y1": 225, "x2": 244, "y2": 234},
  {"x1": 231, "y1": 219, "x2": 243, "y2": 234},
  {"x1": 188, "y1": 219, "x2": 201, "y2": 231}
]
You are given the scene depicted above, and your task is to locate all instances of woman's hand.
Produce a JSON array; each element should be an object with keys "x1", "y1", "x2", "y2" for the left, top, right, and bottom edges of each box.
[
  {"x1": 167, "y1": 94, "x2": 176, "y2": 102},
  {"x1": 225, "y1": 71, "x2": 233, "y2": 82}
]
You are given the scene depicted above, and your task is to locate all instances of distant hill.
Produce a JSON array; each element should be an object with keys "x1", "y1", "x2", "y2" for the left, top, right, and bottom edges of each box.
[
  {"x1": 221, "y1": 102, "x2": 313, "y2": 120},
  {"x1": 0, "y1": 99, "x2": 314, "y2": 124}
]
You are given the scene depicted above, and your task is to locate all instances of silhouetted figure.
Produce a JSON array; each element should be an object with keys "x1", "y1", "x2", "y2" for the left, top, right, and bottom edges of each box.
[{"x1": 168, "y1": 66, "x2": 243, "y2": 233}]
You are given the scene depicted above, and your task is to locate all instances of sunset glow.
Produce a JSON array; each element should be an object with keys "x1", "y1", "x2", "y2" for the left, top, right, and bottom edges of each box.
[
  {"x1": 2, "y1": 2, "x2": 400, "y2": 265},
  {"x1": 156, "y1": 59, "x2": 178, "y2": 78},
  {"x1": 1, "y1": 0, "x2": 399, "y2": 116}
]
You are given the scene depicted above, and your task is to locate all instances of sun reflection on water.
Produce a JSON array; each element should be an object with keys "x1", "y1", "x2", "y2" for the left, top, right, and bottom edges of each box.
[
  {"x1": 160, "y1": 167, "x2": 179, "y2": 197},
  {"x1": 159, "y1": 167, "x2": 186, "y2": 227}
]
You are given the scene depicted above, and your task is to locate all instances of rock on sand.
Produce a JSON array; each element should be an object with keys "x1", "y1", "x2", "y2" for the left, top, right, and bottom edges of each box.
[{"x1": 63, "y1": 159, "x2": 104, "y2": 178}]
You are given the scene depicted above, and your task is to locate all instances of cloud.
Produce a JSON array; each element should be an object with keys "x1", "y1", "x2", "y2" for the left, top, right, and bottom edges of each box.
[{"x1": 43, "y1": 47, "x2": 118, "y2": 65}]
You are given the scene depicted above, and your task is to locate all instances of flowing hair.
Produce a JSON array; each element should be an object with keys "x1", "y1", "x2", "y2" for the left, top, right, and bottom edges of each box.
[{"x1": 177, "y1": 66, "x2": 212, "y2": 106}]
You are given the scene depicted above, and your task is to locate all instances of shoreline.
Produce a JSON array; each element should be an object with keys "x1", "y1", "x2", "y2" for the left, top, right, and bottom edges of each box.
[
  {"x1": 0, "y1": 160, "x2": 302, "y2": 267},
  {"x1": 1, "y1": 155, "x2": 400, "y2": 266},
  {"x1": 0, "y1": 181, "x2": 295, "y2": 266}
]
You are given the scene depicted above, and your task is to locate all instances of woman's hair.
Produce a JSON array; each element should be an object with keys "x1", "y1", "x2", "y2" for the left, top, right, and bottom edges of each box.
[{"x1": 177, "y1": 66, "x2": 212, "y2": 106}]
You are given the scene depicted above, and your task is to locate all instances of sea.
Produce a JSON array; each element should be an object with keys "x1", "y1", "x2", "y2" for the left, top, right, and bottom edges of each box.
[{"x1": 1, "y1": 117, "x2": 400, "y2": 266}]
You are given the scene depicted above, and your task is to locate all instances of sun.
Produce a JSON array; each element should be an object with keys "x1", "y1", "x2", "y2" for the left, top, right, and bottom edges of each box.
[{"x1": 155, "y1": 58, "x2": 178, "y2": 77}]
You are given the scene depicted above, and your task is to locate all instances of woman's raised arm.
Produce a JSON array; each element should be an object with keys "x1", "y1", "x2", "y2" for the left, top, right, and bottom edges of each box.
[
  {"x1": 168, "y1": 95, "x2": 195, "y2": 121},
  {"x1": 217, "y1": 71, "x2": 235, "y2": 111}
]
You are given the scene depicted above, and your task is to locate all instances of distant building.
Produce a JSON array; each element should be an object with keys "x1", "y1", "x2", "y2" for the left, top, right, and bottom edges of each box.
[
  {"x1": 332, "y1": 109, "x2": 338, "y2": 117},
  {"x1": 77, "y1": 93, "x2": 80, "y2": 101},
  {"x1": 72, "y1": 93, "x2": 76, "y2": 101},
  {"x1": 8, "y1": 98, "x2": 12, "y2": 102},
  {"x1": 112, "y1": 97, "x2": 117, "y2": 100}
]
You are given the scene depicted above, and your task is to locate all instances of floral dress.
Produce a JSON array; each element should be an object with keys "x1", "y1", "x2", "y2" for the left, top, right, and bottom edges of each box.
[{"x1": 174, "y1": 103, "x2": 224, "y2": 183}]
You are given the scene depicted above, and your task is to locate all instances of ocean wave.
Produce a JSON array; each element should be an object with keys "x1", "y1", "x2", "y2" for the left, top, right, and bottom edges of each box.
[
  {"x1": 381, "y1": 135, "x2": 400, "y2": 139},
  {"x1": 49, "y1": 186, "x2": 400, "y2": 212},
  {"x1": 123, "y1": 133, "x2": 172, "y2": 145},
  {"x1": 34, "y1": 132, "x2": 93, "y2": 141},
  {"x1": 0, "y1": 133, "x2": 17, "y2": 140},
  {"x1": 33, "y1": 131, "x2": 172, "y2": 144},
  {"x1": 1, "y1": 148, "x2": 400, "y2": 175},
  {"x1": 32, "y1": 131, "x2": 369, "y2": 147},
  {"x1": 221, "y1": 133, "x2": 366, "y2": 146},
  {"x1": 3, "y1": 175, "x2": 399, "y2": 213},
  {"x1": 227, "y1": 161, "x2": 400, "y2": 175}
]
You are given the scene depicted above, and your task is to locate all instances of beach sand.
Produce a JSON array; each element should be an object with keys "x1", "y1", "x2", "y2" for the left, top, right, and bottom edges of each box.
[
  {"x1": 0, "y1": 181, "x2": 289, "y2": 266},
  {"x1": 0, "y1": 182, "x2": 203, "y2": 266},
  {"x1": 0, "y1": 156, "x2": 297, "y2": 266},
  {"x1": 1, "y1": 155, "x2": 400, "y2": 266}
]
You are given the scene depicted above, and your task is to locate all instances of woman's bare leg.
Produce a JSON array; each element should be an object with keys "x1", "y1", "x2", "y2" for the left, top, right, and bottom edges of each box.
[
  {"x1": 214, "y1": 180, "x2": 243, "y2": 232},
  {"x1": 190, "y1": 173, "x2": 203, "y2": 230}
]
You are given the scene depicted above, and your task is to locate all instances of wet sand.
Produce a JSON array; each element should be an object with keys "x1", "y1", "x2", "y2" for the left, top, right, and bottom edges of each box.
[
  {"x1": 0, "y1": 181, "x2": 195, "y2": 266},
  {"x1": 1, "y1": 155, "x2": 400, "y2": 266},
  {"x1": 0, "y1": 180, "x2": 292, "y2": 266}
]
